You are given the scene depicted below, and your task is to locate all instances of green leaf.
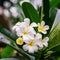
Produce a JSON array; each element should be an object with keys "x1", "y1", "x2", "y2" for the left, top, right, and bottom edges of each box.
[
  {"x1": 22, "y1": 2, "x2": 40, "y2": 23},
  {"x1": 42, "y1": 0, "x2": 50, "y2": 23},
  {"x1": 1, "y1": 46, "x2": 14, "y2": 58},
  {"x1": 45, "y1": 22, "x2": 60, "y2": 52},
  {"x1": 47, "y1": 52, "x2": 60, "y2": 60},
  {"x1": 49, "y1": 8, "x2": 57, "y2": 30},
  {"x1": 50, "y1": 0, "x2": 60, "y2": 8}
]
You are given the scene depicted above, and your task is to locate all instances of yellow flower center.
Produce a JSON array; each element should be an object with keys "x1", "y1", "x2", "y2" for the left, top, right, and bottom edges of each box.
[
  {"x1": 16, "y1": 38, "x2": 23, "y2": 45},
  {"x1": 28, "y1": 40, "x2": 34, "y2": 47},
  {"x1": 40, "y1": 39, "x2": 44, "y2": 43},
  {"x1": 38, "y1": 25, "x2": 44, "y2": 32},
  {"x1": 22, "y1": 31, "x2": 28, "y2": 35},
  {"x1": 26, "y1": 24, "x2": 29, "y2": 28}
]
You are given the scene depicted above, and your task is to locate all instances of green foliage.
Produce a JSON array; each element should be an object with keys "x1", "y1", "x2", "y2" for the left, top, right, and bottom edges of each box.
[
  {"x1": 46, "y1": 23, "x2": 60, "y2": 52},
  {"x1": 50, "y1": 0, "x2": 60, "y2": 8},
  {"x1": 1, "y1": 46, "x2": 14, "y2": 58},
  {"x1": 22, "y1": 2, "x2": 40, "y2": 23}
]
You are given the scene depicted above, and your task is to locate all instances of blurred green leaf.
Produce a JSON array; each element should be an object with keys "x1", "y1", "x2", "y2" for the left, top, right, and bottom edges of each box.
[
  {"x1": 49, "y1": 8, "x2": 57, "y2": 30},
  {"x1": 45, "y1": 22, "x2": 60, "y2": 52},
  {"x1": 1, "y1": 46, "x2": 14, "y2": 58},
  {"x1": 50, "y1": 0, "x2": 60, "y2": 8},
  {"x1": 22, "y1": 2, "x2": 40, "y2": 23},
  {"x1": 47, "y1": 52, "x2": 60, "y2": 60}
]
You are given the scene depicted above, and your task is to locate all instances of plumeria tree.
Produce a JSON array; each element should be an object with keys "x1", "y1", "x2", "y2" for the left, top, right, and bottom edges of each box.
[{"x1": 0, "y1": 0, "x2": 60, "y2": 60}]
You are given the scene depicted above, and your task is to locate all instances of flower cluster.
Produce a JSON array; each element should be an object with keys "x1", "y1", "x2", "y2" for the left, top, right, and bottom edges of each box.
[{"x1": 12, "y1": 18, "x2": 49, "y2": 53}]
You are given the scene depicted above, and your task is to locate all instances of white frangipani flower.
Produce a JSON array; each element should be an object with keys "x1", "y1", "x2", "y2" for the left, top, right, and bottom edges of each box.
[
  {"x1": 23, "y1": 38, "x2": 38, "y2": 53},
  {"x1": 12, "y1": 18, "x2": 37, "y2": 41},
  {"x1": 3, "y1": 1, "x2": 11, "y2": 8},
  {"x1": 3, "y1": 9, "x2": 10, "y2": 17},
  {"x1": 12, "y1": 18, "x2": 49, "y2": 53},
  {"x1": 36, "y1": 37, "x2": 49, "y2": 48},
  {"x1": 10, "y1": 7, "x2": 19, "y2": 18},
  {"x1": 38, "y1": 21, "x2": 49, "y2": 34}
]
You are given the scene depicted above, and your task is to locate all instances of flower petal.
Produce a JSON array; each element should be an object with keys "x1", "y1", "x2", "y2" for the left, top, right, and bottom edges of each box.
[
  {"x1": 23, "y1": 44, "x2": 28, "y2": 51},
  {"x1": 44, "y1": 25, "x2": 49, "y2": 30},
  {"x1": 30, "y1": 22, "x2": 38, "y2": 27},
  {"x1": 24, "y1": 18, "x2": 30, "y2": 25},
  {"x1": 43, "y1": 37, "x2": 49, "y2": 42},
  {"x1": 41, "y1": 30, "x2": 47, "y2": 34},
  {"x1": 36, "y1": 33, "x2": 42, "y2": 40},
  {"x1": 28, "y1": 26, "x2": 36, "y2": 34},
  {"x1": 41, "y1": 21, "x2": 45, "y2": 26},
  {"x1": 43, "y1": 42, "x2": 48, "y2": 47}
]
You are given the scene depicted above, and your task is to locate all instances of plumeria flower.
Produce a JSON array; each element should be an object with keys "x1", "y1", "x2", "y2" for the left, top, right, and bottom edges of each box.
[
  {"x1": 16, "y1": 37, "x2": 24, "y2": 45},
  {"x1": 12, "y1": 18, "x2": 37, "y2": 41},
  {"x1": 23, "y1": 33, "x2": 42, "y2": 53},
  {"x1": 23, "y1": 38, "x2": 38, "y2": 53},
  {"x1": 36, "y1": 36, "x2": 49, "y2": 49},
  {"x1": 38, "y1": 21, "x2": 49, "y2": 34}
]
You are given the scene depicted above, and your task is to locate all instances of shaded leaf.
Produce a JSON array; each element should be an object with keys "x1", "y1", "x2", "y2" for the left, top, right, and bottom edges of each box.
[
  {"x1": 22, "y1": 2, "x2": 40, "y2": 23},
  {"x1": 50, "y1": 0, "x2": 60, "y2": 8}
]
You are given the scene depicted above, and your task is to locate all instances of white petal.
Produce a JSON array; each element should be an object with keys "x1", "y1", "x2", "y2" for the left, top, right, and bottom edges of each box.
[
  {"x1": 24, "y1": 18, "x2": 30, "y2": 25},
  {"x1": 15, "y1": 22, "x2": 21, "y2": 26},
  {"x1": 12, "y1": 26, "x2": 18, "y2": 31},
  {"x1": 30, "y1": 22, "x2": 38, "y2": 27},
  {"x1": 36, "y1": 33, "x2": 42, "y2": 40},
  {"x1": 23, "y1": 44, "x2": 28, "y2": 51},
  {"x1": 23, "y1": 35, "x2": 30, "y2": 43},
  {"x1": 43, "y1": 37, "x2": 49, "y2": 42},
  {"x1": 28, "y1": 47, "x2": 35, "y2": 53},
  {"x1": 33, "y1": 46, "x2": 38, "y2": 52},
  {"x1": 43, "y1": 42, "x2": 48, "y2": 47},
  {"x1": 35, "y1": 40, "x2": 43, "y2": 48},
  {"x1": 28, "y1": 27, "x2": 36, "y2": 34},
  {"x1": 42, "y1": 31, "x2": 47, "y2": 34},
  {"x1": 44, "y1": 25, "x2": 49, "y2": 30},
  {"x1": 41, "y1": 21, "x2": 45, "y2": 26}
]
